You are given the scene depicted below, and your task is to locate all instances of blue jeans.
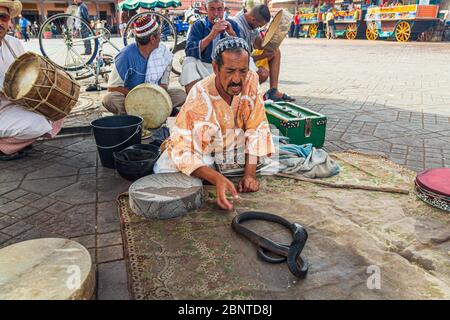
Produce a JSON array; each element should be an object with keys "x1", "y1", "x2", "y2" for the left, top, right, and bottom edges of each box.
[
  {"x1": 81, "y1": 26, "x2": 92, "y2": 54},
  {"x1": 294, "y1": 24, "x2": 300, "y2": 38},
  {"x1": 21, "y1": 28, "x2": 29, "y2": 41}
]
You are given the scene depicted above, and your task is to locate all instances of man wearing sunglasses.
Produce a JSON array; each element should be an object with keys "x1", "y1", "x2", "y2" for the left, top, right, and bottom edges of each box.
[{"x1": 0, "y1": 0, "x2": 64, "y2": 160}]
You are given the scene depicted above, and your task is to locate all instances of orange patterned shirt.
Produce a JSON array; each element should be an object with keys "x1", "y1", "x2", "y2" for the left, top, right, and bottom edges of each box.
[{"x1": 165, "y1": 71, "x2": 274, "y2": 176}]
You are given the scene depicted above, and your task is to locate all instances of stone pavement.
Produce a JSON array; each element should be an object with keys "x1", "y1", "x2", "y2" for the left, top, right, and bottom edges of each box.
[
  {"x1": 0, "y1": 38, "x2": 449, "y2": 299},
  {"x1": 273, "y1": 38, "x2": 450, "y2": 172},
  {"x1": 0, "y1": 135, "x2": 130, "y2": 299}
]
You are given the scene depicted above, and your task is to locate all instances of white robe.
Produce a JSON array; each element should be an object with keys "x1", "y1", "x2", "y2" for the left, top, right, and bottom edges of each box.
[{"x1": 0, "y1": 35, "x2": 53, "y2": 140}]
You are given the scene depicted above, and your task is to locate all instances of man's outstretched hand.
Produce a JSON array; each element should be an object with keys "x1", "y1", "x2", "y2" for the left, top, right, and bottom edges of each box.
[
  {"x1": 215, "y1": 174, "x2": 239, "y2": 211},
  {"x1": 238, "y1": 174, "x2": 260, "y2": 193},
  {"x1": 192, "y1": 166, "x2": 238, "y2": 211}
]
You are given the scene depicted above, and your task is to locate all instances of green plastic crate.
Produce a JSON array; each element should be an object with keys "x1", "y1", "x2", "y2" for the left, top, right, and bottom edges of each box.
[{"x1": 265, "y1": 101, "x2": 327, "y2": 148}]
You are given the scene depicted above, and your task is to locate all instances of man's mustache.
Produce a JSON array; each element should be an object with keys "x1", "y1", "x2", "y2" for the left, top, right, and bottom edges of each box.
[{"x1": 228, "y1": 82, "x2": 242, "y2": 88}]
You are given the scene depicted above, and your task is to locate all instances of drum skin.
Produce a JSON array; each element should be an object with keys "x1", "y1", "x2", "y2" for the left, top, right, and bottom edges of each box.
[
  {"x1": 416, "y1": 168, "x2": 450, "y2": 197},
  {"x1": 261, "y1": 9, "x2": 291, "y2": 52},
  {"x1": 125, "y1": 83, "x2": 172, "y2": 129},
  {"x1": 3, "y1": 52, "x2": 80, "y2": 121}
]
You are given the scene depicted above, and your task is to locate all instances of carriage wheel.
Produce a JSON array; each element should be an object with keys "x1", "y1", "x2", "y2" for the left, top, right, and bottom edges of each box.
[
  {"x1": 395, "y1": 21, "x2": 411, "y2": 42},
  {"x1": 308, "y1": 24, "x2": 318, "y2": 38},
  {"x1": 366, "y1": 22, "x2": 378, "y2": 41},
  {"x1": 346, "y1": 23, "x2": 357, "y2": 40}
]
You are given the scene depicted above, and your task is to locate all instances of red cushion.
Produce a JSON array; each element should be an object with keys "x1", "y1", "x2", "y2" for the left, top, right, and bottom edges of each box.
[{"x1": 416, "y1": 168, "x2": 450, "y2": 197}]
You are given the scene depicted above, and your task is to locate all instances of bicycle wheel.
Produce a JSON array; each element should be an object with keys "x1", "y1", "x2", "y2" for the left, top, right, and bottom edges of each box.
[
  {"x1": 98, "y1": 27, "x2": 111, "y2": 41},
  {"x1": 171, "y1": 40, "x2": 186, "y2": 76},
  {"x1": 123, "y1": 11, "x2": 178, "y2": 52},
  {"x1": 39, "y1": 13, "x2": 98, "y2": 71}
]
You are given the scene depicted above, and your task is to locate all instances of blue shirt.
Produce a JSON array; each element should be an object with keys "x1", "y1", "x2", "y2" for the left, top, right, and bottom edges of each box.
[
  {"x1": 19, "y1": 18, "x2": 30, "y2": 29},
  {"x1": 78, "y1": 2, "x2": 90, "y2": 22},
  {"x1": 185, "y1": 17, "x2": 241, "y2": 64},
  {"x1": 114, "y1": 43, "x2": 147, "y2": 90}
]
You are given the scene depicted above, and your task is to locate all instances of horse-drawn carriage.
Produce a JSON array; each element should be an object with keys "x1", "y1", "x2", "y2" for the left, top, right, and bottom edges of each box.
[
  {"x1": 334, "y1": 9, "x2": 363, "y2": 39},
  {"x1": 298, "y1": 11, "x2": 323, "y2": 38},
  {"x1": 365, "y1": 2, "x2": 440, "y2": 42}
]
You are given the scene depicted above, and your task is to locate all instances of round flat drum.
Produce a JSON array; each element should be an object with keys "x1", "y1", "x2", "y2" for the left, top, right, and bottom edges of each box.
[
  {"x1": 415, "y1": 168, "x2": 450, "y2": 212},
  {"x1": 0, "y1": 238, "x2": 95, "y2": 300},
  {"x1": 129, "y1": 173, "x2": 203, "y2": 219},
  {"x1": 416, "y1": 168, "x2": 450, "y2": 197},
  {"x1": 125, "y1": 83, "x2": 172, "y2": 129},
  {"x1": 261, "y1": 9, "x2": 291, "y2": 52}
]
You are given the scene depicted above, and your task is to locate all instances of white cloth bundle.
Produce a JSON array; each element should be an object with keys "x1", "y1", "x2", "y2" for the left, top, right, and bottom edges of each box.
[{"x1": 145, "y1": 43, "x2": 173, "y2": 85}]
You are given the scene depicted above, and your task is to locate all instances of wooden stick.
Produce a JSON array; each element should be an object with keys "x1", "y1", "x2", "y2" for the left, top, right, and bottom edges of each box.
[
  {"x1": 331, "y1": 153, "x2": 378, "y2": 177},
  {"x1": 275, "y1": 173, "x2": 410, "y2": 195}
]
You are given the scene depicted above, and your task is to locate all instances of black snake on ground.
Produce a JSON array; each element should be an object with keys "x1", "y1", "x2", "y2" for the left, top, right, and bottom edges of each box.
[{"x1": 232, "y1": 211, "x2": 309, "y2": 279}]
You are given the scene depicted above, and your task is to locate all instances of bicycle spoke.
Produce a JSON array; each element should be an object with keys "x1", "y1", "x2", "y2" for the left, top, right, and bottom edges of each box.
[
  {"x1": 39, "y1": 13, "x2": 97, "y2": 71},
  {"x1": 124, "y1": 12, "x2": 178, "y2": 52}
]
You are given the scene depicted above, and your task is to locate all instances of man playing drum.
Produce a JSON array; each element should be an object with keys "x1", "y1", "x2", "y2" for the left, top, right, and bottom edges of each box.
[
  {"x1": 102, "y1": 16, "x2": 186, "y2": 116},
  {"x1": 179, "y1": 0, "x2": 241, "y2": 94},
  {"x1": 233, "y1": 4, "x2": 295, "y2": 102},
  {"x1": 0, "y1": 0, "x2": 63, "y2": 161},
  {"x1": 154, "y1": 37, "x2": 274, "y2": 211}
]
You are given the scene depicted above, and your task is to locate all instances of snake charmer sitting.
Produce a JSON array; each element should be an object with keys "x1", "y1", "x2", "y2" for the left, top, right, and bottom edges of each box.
[{"x1": 154, "y1": 37, "x2": 275, "y2": 210}]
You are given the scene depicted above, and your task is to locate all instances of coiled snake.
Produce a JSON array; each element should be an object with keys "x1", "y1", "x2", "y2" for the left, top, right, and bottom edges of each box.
[{"x1": 232, "y1": 211, "x2": 309, "y2": 279}]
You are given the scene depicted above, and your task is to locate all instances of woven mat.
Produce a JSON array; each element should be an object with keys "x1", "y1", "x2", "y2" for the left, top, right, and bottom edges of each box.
[{"x1": 118, "y1": 151, "x2": 450, "y2": 300}]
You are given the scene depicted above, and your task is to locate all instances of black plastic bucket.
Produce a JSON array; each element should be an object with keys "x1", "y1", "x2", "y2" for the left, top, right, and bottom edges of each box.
[{"x1": 91, "y1": 115, "x2": 143, "y2": 169}]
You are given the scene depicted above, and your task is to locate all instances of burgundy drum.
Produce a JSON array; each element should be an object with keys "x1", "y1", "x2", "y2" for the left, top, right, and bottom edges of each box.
[{"x1": 415, "y1": 168, "x2": 450, "y2": 212}]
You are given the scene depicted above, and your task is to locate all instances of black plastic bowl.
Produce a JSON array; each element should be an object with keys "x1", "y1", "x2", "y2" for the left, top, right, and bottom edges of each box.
[{"x1": 113, "y1": 144, "x2": 161, "y2": 181}]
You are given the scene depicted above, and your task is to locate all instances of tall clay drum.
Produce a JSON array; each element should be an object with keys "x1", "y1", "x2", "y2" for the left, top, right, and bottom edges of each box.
[
  {"x1": 3, "y1": 52, "x2": 80, "y2": 121},
  {"x1": 0, "y1": 238, "x2": 95, "y2": 300},
  {"x1": 261, "y1": 9, "x2": 291, "y2": 52},
  {"x1": 125, "y1": 83, "x2": 172, "y2": 129}
]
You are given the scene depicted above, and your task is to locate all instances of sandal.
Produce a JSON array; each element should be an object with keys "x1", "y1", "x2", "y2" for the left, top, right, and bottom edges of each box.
[
  {"x1": 264, "y1": 88, "x2": 296, "y2": 102},
  {"x1": 264, "y1": 88, "x2": 284, "y2": 102},
  {"x1": 0, "y1": 150, "x2": 27, "y2": 161},
  {"x1": 281, "y1": 93, "x2": 296, "y2": 102}
]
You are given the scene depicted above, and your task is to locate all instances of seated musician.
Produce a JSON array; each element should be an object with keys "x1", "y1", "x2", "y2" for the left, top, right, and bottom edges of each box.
[
  {"x1": 102, "y1": 16, "x2": 186, "y2": 116},
  {"x1": 154, "y1": 37, "x2": 275, "y2": 210},
  {"x1": 233, "y1": 4, "x2": 295, "y2": 102},
  {"x1": 0, "y1": 1, "x2": 63, "y2": 161},
  {"x1": 179, "y1": 0, "x2": 241, "y2": 94}
]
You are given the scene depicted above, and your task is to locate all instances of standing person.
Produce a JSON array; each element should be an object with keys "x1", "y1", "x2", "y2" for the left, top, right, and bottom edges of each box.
[
  {"x1": 18, "y1": 14, "x2": 29, "y2": 41},
  {"x1": 326, "y1": 8, "x2": 335, "y2": 39},
  {"x1": 179, "y1": 0, "x2": 240, "y2": 94},
  {"x1": 0, "y1": 0, "x2": 64, "y2": 160},
  {"x1": 161, "y1": 9, "x2": 170, "y2": 41},
  {"x1": 293, "y1": 11, "x2": 300, "y2": 38},
  {"x1": 31, "y1": 20, "x2": 38, "y2": 38},
  {"x1": 119, "y1": 21, "x2": 124, "y2": 37},
  {"x1": 50, "y1": 21, "x2": 57, "y2": 39},
  {"x1": 73, "y1": 0, "x2": 91, "y2": 55}
]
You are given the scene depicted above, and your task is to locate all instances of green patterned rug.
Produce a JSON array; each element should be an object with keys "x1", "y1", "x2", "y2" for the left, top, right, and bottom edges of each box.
[{"x1": 118, "y1": 152, "x2": 450, "y2": 300}]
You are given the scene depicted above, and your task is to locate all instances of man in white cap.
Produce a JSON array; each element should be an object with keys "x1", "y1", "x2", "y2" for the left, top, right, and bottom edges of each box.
[
  {"x1": 179, "y1": 0, "x2": 241, "y2": 94},
  {"x1": 102, "y1": 15, "x2": 186, "y2": 116},
  {"x1": 0, "y1": 0, "x2": 64, "y2": 160}
]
